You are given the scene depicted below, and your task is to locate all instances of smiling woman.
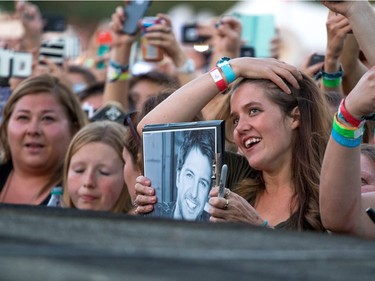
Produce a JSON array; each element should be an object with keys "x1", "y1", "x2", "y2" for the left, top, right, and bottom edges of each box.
[
  {"x1": 134, "y1": 56, "x2": 332, "y2": 231},
  {"x1": 0, "y1": 74, "x2": 88, "y2": 205}
]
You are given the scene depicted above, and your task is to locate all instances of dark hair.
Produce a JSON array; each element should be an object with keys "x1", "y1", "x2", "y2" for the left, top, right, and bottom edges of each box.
[
  {"x1": 129, "y1": 71, "x2": 180, "y2": 90},
  {"x1": 67, "y1": 65, "x2": 97, "y2": 85},
  {"x1": 128, "y1": 71, "x2": 180, "y2": 111},
  {"x1": 76, "y1": 81, "x2": 105, "y2": 102},
  {"x1": 123, "y1": 91, "x2": 204, "y2": 174},
  {"x1": 232, "y1": 74, "x2": 331, "y2": 231},
  {"x1": 176, "y1": 129, "x2": 215, "y2": 176},
  {"x1": 124, "y1": 92, "x2": 173, "y2": 174},
  {"x1": 323, "y1": 90, "x2": 342, "y2": 110}
]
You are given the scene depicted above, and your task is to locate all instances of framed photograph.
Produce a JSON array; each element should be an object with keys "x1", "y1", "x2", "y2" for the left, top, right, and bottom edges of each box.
[{"x1": 142, "y1": 120, "x2": 225, "y2": 221}]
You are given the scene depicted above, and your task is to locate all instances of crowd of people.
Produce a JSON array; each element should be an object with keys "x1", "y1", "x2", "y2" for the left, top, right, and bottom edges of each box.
[{"x1": 0, "y1": 1, "x2": 374, "y2": 239}]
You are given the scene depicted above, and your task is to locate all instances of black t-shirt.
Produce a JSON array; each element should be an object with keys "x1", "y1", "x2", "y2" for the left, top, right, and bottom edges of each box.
[{"x1": 0, "y1": 161, "x2": 51, "y2": 206}]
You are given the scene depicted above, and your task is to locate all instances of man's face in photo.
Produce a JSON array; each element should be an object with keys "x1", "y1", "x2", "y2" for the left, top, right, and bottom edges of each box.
[{"x1": 176, "y1": 147, "x2": 212, "y2": 220}]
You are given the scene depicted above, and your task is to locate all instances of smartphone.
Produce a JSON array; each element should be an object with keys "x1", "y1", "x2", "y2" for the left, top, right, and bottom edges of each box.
[
  {"x1": 218, "y1": 164, "x2": 228, "y2": 198},
  {"x1": 240, "y1": 45, "x2": 255, "y2": 57},
  {"x1": 181, "y1": 23, "x2": 211, "y2": 44},
  {"x1": 366, "y1": 207, "x2": 375, "y2": 224},
  {"x1": 39, "y1": 38, "x2": 65, "y2": 66},
  {"x1": 123, "y1": 0, "x2": 152, "y2": 35},
  {"x1": 233, "y1": 13, "x2": 275, "y2": 58},
  {"x1": 0, "y1": 49, "x2": 32, "y2": 78},
  {"x1": 308, "y1": 53, "x2": 325, "y2": 66},
  {"x1": 42, "y1": 13, "x2": 67, "y2": 32}
]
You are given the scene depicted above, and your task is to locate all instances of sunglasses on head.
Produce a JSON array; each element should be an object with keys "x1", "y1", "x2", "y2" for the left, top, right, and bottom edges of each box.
[{"x1": 123, "y1": 111, "x2": 141, "y2": 144}]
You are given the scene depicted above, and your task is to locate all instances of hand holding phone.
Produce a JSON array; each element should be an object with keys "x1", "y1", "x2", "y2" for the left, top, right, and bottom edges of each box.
[
  {"x1": 218, "y1": 164, "x2": 228, "y2": 198},
  {"x1": 123, "y1": 0, "x2": 152, "y2": 35},
  {"x1": 308, "y1": 53, "x2": 325, "y2": 67}
]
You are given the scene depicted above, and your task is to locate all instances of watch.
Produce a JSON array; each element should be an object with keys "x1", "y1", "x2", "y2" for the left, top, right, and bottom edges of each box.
[
  {"x1": 177, "y1": 58, "x2": 195, "y2": 74},
  {"x1": 216, "y1": 57, "x2": 236, "y2": 84}
]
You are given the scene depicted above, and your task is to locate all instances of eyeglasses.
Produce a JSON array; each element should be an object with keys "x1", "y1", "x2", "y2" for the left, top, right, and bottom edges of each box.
[{"x1": 123, "y1": 111, "x2": 141, "y2": 144}]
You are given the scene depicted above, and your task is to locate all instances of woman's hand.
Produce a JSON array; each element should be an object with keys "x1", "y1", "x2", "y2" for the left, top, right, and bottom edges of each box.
[
  {"x1": 324, "y1": 11, "x2": 351, "y2": 73},
  {"x1": 110, "y1": 6, "x2": 138, "y2": 47},
  {"x1": 231, "y1": 57, "x2": 303, "y2": 94},
  {"x1": 211, "y1": 16, "x2": 242, "y2": 59},
  {"x1": 208, "y1": 187, "x2": 269, "y2": 227},
  {"x1": 345, "y1": 66, "x2": 375, "y2": 119},
  {"x1": 321, "y1": 1, "x2": 358, "y2": 18},
  {"x1": 144, "y1": 13, "x2": 189, "y2": 68},
  {"x1": 133, "y1": 176, "x2": 158, "y2": 214},
  {"x1": 299, "y1": 53, "x2": 324, "y2": 79}
]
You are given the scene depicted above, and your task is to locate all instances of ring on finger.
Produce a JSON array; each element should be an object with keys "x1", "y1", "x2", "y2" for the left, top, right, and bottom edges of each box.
[
  {"x1": 224, "y1": 188, "x2": 230, "y2": 199},
  {"x1": 223, "y1": 199, "x2": 229, "y2": 210},
  {"x1": 133, "y1": 199, "x2": 139, "y2": 207}
]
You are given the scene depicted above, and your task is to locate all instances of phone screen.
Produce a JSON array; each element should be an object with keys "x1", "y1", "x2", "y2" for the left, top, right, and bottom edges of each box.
[
  {"x1": 123, "y1": 0, "x2": 152, "y2": 35},
  {"x1": 308, "y1": 53, "x2": 325, "y2": 66},
  {"x1": 234, "y1": 13, "x2": 275, "y2": 58}
]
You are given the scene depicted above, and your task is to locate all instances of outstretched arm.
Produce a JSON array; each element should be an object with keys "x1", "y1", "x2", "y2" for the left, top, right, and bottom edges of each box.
[
  {"x1": 320, "y1": 66, "x2": 375, "y2": 239},
  {"x1": 102, "y1": 6, "x2": 138, "y2": 111},
  {"x1": 322, "y1": 0, "x2": 375, "y2": 67}
]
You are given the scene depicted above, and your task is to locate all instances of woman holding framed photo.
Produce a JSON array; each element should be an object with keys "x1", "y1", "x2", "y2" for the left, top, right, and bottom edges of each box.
[{"x1": 134, "y1": 50, "x2": 331, "y2": 231}]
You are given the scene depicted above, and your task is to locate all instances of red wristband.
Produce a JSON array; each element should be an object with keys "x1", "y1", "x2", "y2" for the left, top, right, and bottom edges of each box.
[
  {"x1": 210, "y1": 67, "x2": 227, "y2": 92},
  {"x1": 339, "y1": 98, "x2": 363, "y2": 128}
]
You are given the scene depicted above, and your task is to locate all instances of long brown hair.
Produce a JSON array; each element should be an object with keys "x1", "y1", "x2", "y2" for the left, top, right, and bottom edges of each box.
[{"x1": 232, "y1": 74, "x2": 331, "y2": 231}]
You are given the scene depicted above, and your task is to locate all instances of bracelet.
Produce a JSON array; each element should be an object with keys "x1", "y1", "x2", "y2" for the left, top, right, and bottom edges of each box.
[
  {"x1": 107, "y1": 60, "x2": 130, "y2": 82},
  {"x1": 210, "y1": 67, "x2": 227, "y2": 91},
  {"x1": 261, "y1": 220, "x2": 269, "y2": 227},
  {"x1": 315, "y1": 65, "x2": 344, "y2": 80},
  {"x1": 109, "y1": 60, "x2": 129, "y2": 72},
  {"x1": 322, "y1": 77, "x2": 341, "y2": 88},
  {"x1": 107, "y1": 64, "x2": 131, "y2": 83},
  {"x1": 217, "y1": 57, "x2": 236, "y2": 84},
  {"x1": 331, "y1": 128, "x2": 362, "y2": 148},
  {"x1": 333, "y1": 113, "x2": 364, "y2": 139},
  {"x1": 338, "y1": 98, "x2": 364, "y2": 128}
]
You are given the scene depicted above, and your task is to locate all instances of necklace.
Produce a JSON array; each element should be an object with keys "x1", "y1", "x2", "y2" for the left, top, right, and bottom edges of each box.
[{"x1": 0, "y1": 170, "x2": 13, "y2": 203}]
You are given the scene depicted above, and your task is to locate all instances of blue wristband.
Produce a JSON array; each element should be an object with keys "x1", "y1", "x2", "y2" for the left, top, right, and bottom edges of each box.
[
  {"x1": 109, "y1": 60, "x2": 129, "y2": 72},
  {"x1": 217, "y1": 57, "x2": 236, "y2": 84},
  {"x1": 331, "y1": 128, "x2": 362, "y2": 148}
]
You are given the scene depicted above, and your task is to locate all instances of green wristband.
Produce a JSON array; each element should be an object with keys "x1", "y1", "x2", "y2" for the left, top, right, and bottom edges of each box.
[
  {"x1": 322, "y1": 77, "x2": 342, "y2": 88},
  {"x1": 333, "y1": 114, "x2": 364, "y2": 139}
]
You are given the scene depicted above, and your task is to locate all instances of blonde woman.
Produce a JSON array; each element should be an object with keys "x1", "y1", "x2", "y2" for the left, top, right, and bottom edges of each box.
[{"x1": 63, "y1": 121, "x2": 133, "y2": 213}]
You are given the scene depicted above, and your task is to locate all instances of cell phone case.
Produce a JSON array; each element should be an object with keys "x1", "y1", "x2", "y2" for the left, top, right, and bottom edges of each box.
[{"x1": 123, "y1": 0, "x2": 152, "y2": 35}]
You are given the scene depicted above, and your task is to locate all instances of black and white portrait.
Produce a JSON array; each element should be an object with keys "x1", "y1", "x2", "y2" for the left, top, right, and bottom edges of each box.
[{"x1": 143, "y1": 121, "x2": 224, "y2": 221}]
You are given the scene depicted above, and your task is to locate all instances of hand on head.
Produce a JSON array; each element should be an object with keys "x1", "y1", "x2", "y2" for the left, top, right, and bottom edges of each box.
[{"x1": 231, "y1": 57, "x2": 303, "y2": 94}]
